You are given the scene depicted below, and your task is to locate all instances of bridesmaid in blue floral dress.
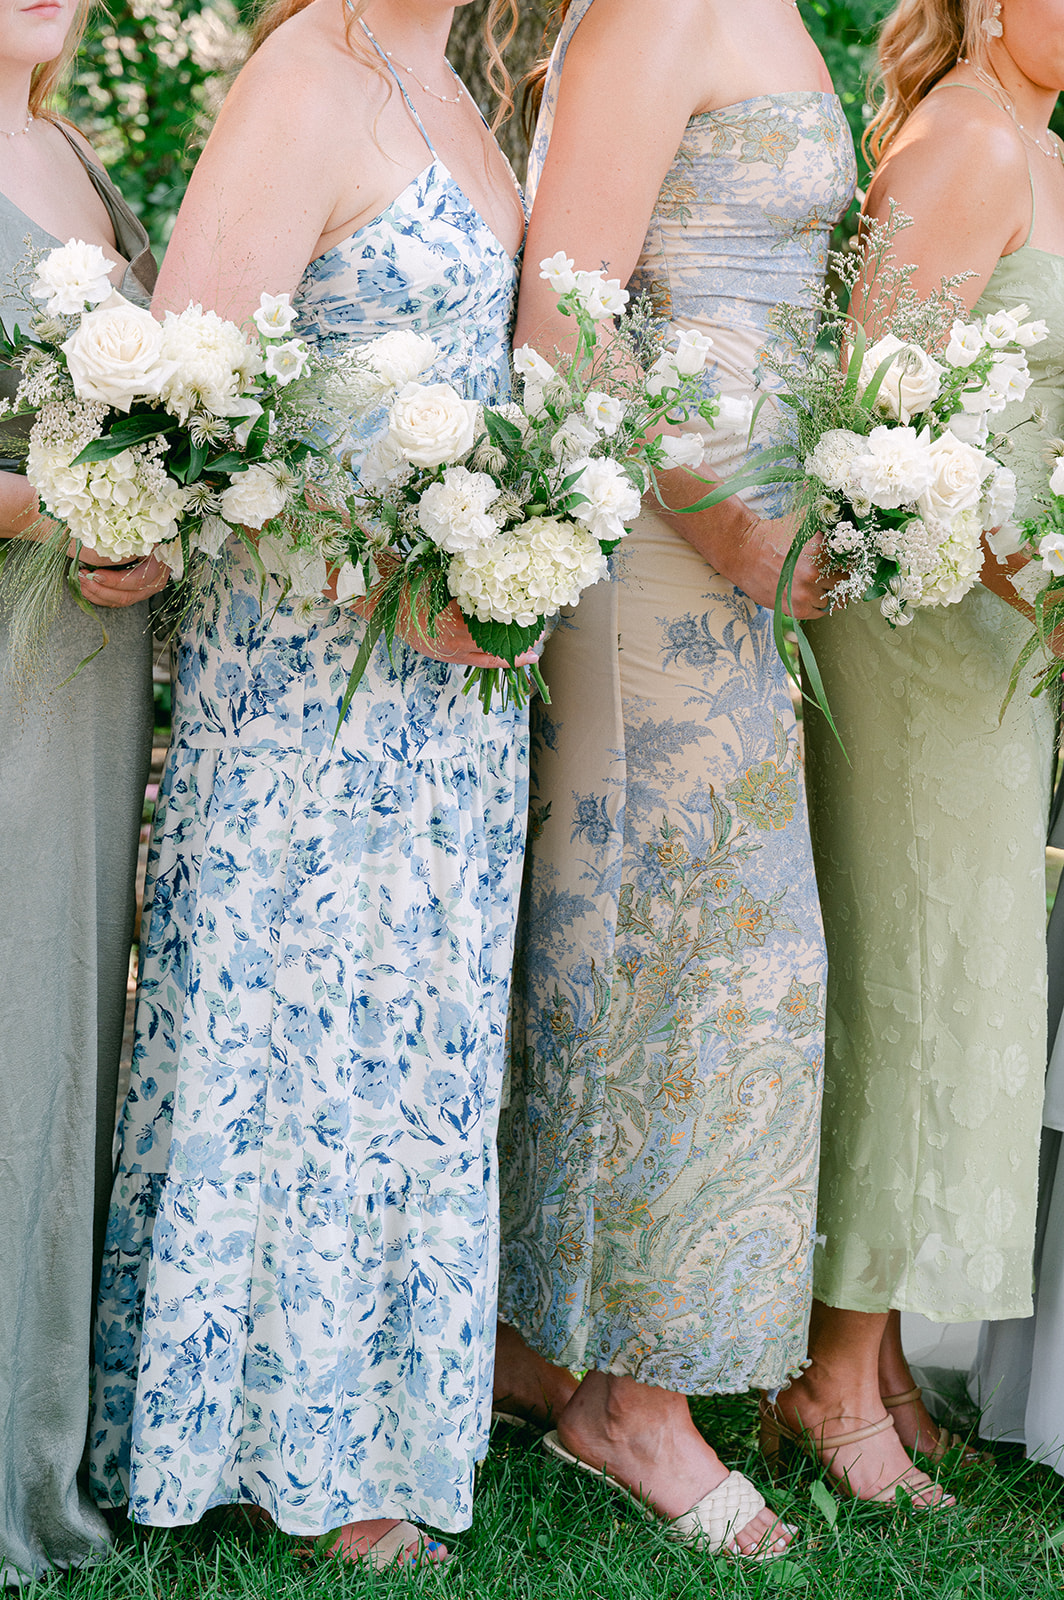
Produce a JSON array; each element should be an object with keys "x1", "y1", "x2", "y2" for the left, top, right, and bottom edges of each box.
[
  {"x1": 493, "y1": 0, "x2": 860, "y2": 1558},
  {"x1": 89, "y1": 0, "x2": 525, "y2": 1568}
]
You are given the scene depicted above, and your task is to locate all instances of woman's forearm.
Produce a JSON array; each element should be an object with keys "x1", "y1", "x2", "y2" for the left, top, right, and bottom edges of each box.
[{"x1": 0, "y1": 472, "x2": 47, "y2": 540}]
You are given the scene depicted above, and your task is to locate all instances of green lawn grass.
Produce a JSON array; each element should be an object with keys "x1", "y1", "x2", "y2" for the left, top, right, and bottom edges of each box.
[{"x1": 18, "y1": 1395, "x2": 1064, "y2": 1600}]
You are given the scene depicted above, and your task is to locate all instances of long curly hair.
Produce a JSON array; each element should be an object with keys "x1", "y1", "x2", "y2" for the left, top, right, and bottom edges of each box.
[
  {"x1": 250, "y1": 0, "x2": 519, "y2": 128},
  {"x1": 865, "y1": 0, "x2": 997, "y2": 164}
]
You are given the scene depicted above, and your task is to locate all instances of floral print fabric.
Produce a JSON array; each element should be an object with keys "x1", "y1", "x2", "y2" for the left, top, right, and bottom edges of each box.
[
  {"x1": 89, "y1": 157, "x2": 528, "y2": 1535},
  {"x1": 498, "y1": 1, "x2": 856, "y2": 1392}
]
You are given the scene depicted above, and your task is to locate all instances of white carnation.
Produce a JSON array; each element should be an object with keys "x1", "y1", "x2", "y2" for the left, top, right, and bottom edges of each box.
[
  {"x1": 31, "y1": 239, "x2": 114, "y2": 316},
  {"x1": 417, "y1": 465, "x2": 501, "y2": 553},
  {"x1": 386, "y1": 381, "x2": 478, "y2": 467},
  {"x1": 805, "y1": 428, "x2": 864, "y2": 493},
  {"x1": 848, "y1": 425, "x2": 937, "y2": 509},
  {"x1": 158, "y1": 303, "x2": 265, "y2": 422},
  {"x1": 218, "y1": 463, "x2": 289, "y2": 529},
  {"x1": 569, "y1": 455, "x2": 642, "y2": 540}
]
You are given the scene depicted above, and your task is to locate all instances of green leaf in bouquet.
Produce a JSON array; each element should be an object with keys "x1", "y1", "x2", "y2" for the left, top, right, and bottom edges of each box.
[
  {"x1": 856, "y1": 347, "x2": 905, "y2": 418},
  {"x1": 187, "y1": 439, "x2": 209, "y2": 483},
  {"x1": 483, "y1": 407, "x2": 524, "y2": 454},
  {"x1": 667, "y1": 451, "x2": 793, "y2": 516},
  {"x1": 465, "y1": 613, "x2": 543, "y2": 666},
  {"x1": 73, "y1": 411, "x2": 171, "y2": 464},
  {"x1": 204, "y1": 451, "x2": 247, "y2": 473},
  {"x1": 840, "y1": 317, "x2": 867, "y2": 408}
]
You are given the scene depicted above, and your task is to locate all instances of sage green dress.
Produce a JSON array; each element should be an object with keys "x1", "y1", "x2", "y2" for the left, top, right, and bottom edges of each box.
[
  {"x1": 0, "y1": 131, "x2": 155, "y2": 1585},
  {"x1": 804, "y1": 241, "x2": 1063, "y2": 1323}
]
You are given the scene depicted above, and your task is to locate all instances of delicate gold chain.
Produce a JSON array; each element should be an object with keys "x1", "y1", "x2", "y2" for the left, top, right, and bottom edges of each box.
[{"x1": 960, "y1": 57, "x2": 1063, "y2": 162}]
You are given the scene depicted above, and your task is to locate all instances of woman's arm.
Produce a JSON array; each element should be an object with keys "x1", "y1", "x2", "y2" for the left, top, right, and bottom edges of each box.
[{"x1": 515, "y1": 0, "x2": 832, "y2": 616}]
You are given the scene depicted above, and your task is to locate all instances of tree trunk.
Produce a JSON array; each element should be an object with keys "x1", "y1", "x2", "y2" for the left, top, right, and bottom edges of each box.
[{"x1": 446, "y1": 1, "x2": 553, "y2": 175}]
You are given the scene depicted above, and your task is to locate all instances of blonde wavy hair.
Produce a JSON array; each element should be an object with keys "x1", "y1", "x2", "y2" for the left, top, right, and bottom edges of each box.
[
  {"x1": 31, "y1": 0, "x2": 93, "y2": 118},
  {"x1": 250, "y1": 0, "x2": 519, "y2": 129},
  {"x1": 865, "y1": 0, "x2": 999, "y2": 164}
]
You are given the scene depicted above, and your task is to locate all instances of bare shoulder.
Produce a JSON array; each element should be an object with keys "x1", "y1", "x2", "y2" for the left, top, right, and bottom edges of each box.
[
  {"x1": 566, "y1": 0, "x2": 711, "y2": 58},
  {"x1": 870, "y1": 87, "x2": 1027, "y2": 218}
]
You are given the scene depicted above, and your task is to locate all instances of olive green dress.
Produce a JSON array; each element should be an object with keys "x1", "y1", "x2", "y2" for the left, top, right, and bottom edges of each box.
[
  {"x1": 804, "y1": 242, "x2": 1063, "y2": 1323},
  {"x1": 0, "y1": 130, "x2": 155, "y2": 1585}
]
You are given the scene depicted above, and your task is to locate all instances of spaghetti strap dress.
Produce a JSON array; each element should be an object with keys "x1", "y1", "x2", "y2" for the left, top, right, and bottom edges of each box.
[
  {"x1": 804, "y1": 114, "x2": 1061, "y2": 1322},
  {"x1": 497, "y1": 0, "x2": 856, "y2": 1393},
  {"x1": 88, "y1": 64, "x2": 528, "y2": 1536},
  {"x1": 0, "y1": 131, "x2": 156, "y2": 1586}
]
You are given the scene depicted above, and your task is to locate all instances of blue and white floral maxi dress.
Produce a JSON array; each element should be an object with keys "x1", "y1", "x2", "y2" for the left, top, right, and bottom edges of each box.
[{"x1": 89, "y1": 132, "x2": 527, "y2": 1535}]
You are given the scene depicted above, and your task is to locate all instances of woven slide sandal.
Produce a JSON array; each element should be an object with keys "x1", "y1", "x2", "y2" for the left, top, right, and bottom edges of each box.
[{"x1": 542, "y1": 1430, "x2": 792, "y2": 1560}]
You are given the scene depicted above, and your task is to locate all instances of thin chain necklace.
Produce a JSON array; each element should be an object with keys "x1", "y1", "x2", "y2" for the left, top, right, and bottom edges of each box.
[
  {"x1": 0, "y1": 112, "x2": 33, "y2": 139},
  {"x1": 960, "y1": 57, "x2": 1062, "y2": 162},
  {"x1": 359, "y1": 19, "x2": 465, "y2": 105}
]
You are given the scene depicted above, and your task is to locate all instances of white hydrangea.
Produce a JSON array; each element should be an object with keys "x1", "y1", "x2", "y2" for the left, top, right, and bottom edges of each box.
[
  {"x1": 568, "y1": 455, "x2": 642, "y2": 540},
  {"x1": 28, "y1": 428, "x2": 188, "y2": 560},
  {"x1": 157, "y1": 303, "x2": 265, "y2": 422},
  {"x1": 448, "y1": 514, "x2": 607, "y2": 626},
  {"x1": 31, "y1": 239, "x2": 114, "y2": 316},
  {"x1": 892, "y1": 506, "x2": 984, "y2": 608},
  {"x1": 417, "y1": 465, "x2": 501, "y2": 553}
]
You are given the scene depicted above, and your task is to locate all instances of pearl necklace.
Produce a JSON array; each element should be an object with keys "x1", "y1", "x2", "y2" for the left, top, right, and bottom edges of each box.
[
  {"x1": 0, "y1": 113, "x2": 33, "y2": 139},
  {"x1": 959, "y1": 57, "x2": 1063, "y2": 162},
  {"x1": 359, "y1": 19, "x2": 465, "y2": 105}
]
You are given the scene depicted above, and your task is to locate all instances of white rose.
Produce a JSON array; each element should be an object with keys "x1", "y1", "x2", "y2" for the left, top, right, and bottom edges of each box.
[
  {"x1": 916, "y1": 432, "x2": 992, "y2": 524},
  {"x1": 659, "y1": 431, "x2": 705, "y2": 470},
  {"x1": 859, "y1": 334, "x2": 944, "y2": 423},
  {"x1": 417, "y1": 465, "x2": 500, "y2": 553},
  {"x1": 252, "y1": 292, "x2": 297, "y2": 337},
  {"x1": 1050, "y1": 455, "x2": 1064, "y2": 498},
  {"x1": 943, "y1": 321, "x2": 985, "y2": 369},
  {"x1": 264, "y1": 339, "x2": 309, "y2": 385},
  {"x1": 386, "y1": 381, "x2": 478, "y2": 467},
  {"x1": 1039, "y1": 531, "x2": 1064, "y2": 575},
  {"x1": 62, "y1": 301, "x2": 175, "y2": 412},
  {"x1": 569, "y1": 455, "x2": 641, "y2": 540},
  {"x1": 672, "y1": 328, "x2": 714, "y2": 376},
  {"x1": 805, "y1": 427, "x2": 865, "y2": 492},
  {"x1": 711, "y1": 393, "x2": 754, "y2": 435},
  {"x1": 583, "y1": 391, "x2": 625, "y2": 437},
  {"x1": 539, "y1": 252, "x2": 578, "y2": 294},
  {"x1": 848, "y1": 424, "x2": 937, "y2": 509},
  {"x1": 218, "y1": 463, "x2": 289, "y2": 529},
  {"x1": 361, "y1": 329, "x2": 437, "y2": 391},
  {"x1": 31, "y1": 239, "x2": 114, "y2": 316}
]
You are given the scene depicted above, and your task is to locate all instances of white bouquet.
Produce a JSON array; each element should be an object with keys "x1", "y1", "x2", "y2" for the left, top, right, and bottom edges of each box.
[
  {"x1": 336, "y1": 252, "x2": 749, "y2": 712},
  {"x1": 994, "y1": 451, "x2": 1064, "y2": 708}
]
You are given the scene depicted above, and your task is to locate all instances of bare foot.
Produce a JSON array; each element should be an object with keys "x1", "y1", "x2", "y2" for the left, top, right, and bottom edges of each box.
[
  {"x1": 773, "y1": 1371, "x2": 953, "y2": 1507},
  {"x1": 493, "y1": 1320, "x2": 580, "y2": 1427},
  {"x1": 556, "y1": 1371, "x2": 794, "y2": 1558},
  {"x1": 322, "y1": 1519, "x2": 448, "y2": 1566}
]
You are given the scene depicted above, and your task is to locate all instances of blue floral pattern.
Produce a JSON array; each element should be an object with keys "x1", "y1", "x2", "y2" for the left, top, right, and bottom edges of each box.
[
  {"x1": 498, "y1": 1, "x2": 855, "y2": 1392},
  {"x1": 89, "y1": 151, "x2": 528, "y2": 1535}
]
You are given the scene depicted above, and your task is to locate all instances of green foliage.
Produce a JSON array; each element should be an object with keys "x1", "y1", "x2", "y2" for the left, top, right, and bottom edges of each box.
[{"x1": 63, "y1": 1, "x2": 247, "y2": 253}]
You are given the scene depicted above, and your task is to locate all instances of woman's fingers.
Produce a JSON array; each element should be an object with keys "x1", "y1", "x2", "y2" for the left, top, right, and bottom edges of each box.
[{"x1": 79, "y1": 552, "x2": 170, "y2": 607}]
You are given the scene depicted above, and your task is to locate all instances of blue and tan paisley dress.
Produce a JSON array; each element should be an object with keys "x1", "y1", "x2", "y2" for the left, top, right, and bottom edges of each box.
[
  {"x1": 89, "y1": 81, "x2": 528, "y2": 1536},
  {"x1": 498, "y1": 0, "x2": 856, "y2": 1393}
]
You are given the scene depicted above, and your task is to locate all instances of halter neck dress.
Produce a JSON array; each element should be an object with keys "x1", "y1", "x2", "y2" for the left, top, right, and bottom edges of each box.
[
  {"x1": 0, "y1": 130, "x2": 155, "y2": 1586},
  {"x1": 805, "y1": 107, "x2": 1062, "y2": 1324},
  {"x1": 497, "y1": 0, "x2": 856, "y2": 1393},
  {"x1": 89, "y1": 66, "x2": 528, "y2": 1536}
]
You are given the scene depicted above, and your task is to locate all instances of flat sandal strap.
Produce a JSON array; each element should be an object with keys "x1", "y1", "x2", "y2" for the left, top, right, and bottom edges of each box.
[
  {"x1": 882, "y1": 1387, "x2": 922, "y2": 1409},
  {"x1": 819, "y1": 1414, "x2": 895, "y2": 1449}
]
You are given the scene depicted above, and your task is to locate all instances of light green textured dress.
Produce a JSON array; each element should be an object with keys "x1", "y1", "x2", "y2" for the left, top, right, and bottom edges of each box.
[{"x1": 804, "y1": 242, "x2": 1063, "y2": 1322}]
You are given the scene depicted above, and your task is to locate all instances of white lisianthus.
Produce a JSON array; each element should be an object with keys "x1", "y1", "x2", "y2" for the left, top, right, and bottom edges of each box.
[
  {"x1": 386, "y1": 381, "x2": 479, "y2": 467},
  {"x1": 218, "y1": 463, "x2": 289, "y2": 529},
  {"x1": 805, "y1": 427, "x2": 865, "y2": 493},
  {"x1": 232, "y1": 400, "x2": 265, "y2": 449},
  {"x1": 252, "y1": 292, "x2": 298, "y2": 337},
  {"x1": 334, "y1": 559, "x2": 368, "y2": 603},
  {"x1": 573, "y1": 269, "x2": 629, "y2": 320},
  {"x1": 1039, "y1": 531, "x2": 1064, "y2": 575},
  {"x1": 943, "y1": 321, "x2": 986, "y2": 369},
  {"x1": 158, "y1": 303, "x2": 265, "y2": 421},
  {"x1": 659, "y1": 431, "x2": 705, "y2": 470},
  {"x1": 31, "y1": 239, "x2": 114, "y2": 315},
  {"x1": 583, "y1": 391, "x2": 625, "y2": 437},
  {"x1": 848, "y1": 424, "x2": 937, "y2": 509},
  {"x1": 514, "y1": 344, "x2": 556, "y2": 382},
  {"x1": 981, "y1": 465, "x2": 1017, "y2": 530},
  {"x1": 645, "y1": 353, "x2": 682, "y2": 398},
  {"x1": 361, "y1": 329, "x2": 437, "y2": 396},
  {"x1": 671, "y1": 328, "x2": 714, "y2": 376},
  {"x1": 417, "y1": 465, "x2": 501, "y2": 553},
  {"x1": 539, "y1": 252, "x2": 578, "y2": 294},
  {"x1": 62, "y1": 300, "x2": 175, "y2": 411},
  {"x1": 1015, "y1": 318, "x2": 1049, "y2": 348},
  {"x1": 858, "y1": 334, "x2": 944, "y2": 423},
  {"x1": 258, "y1": 534, "x2": 328, "y2": 597},
  {"x1": 551, "y1": 414, "x2": 599, "y2": 464},
  {"x1": 448, "y1": 514, "x2": 607, "y2": 626},
  {"x1": 711, "y1": 393, "x2": 755, "y2": 436},
  {"x1": 263, "y1": 338, "x2": 309, "y2": 385},
  {"x1": 916, "y1": 432, "x2": 993, "y2": 525},
  {"x1": 358, "y1": 431, "x2": 412, "y2": 492},
  {"x1": 1050, "y1": 455, "x2": 1064, "y2": 497},
  {"x1": 982, "y1": 308, "x2": 1022, "y2": 347},
  {"x1": 569, "y1": 455, "x2": 642, "y2": 540}
]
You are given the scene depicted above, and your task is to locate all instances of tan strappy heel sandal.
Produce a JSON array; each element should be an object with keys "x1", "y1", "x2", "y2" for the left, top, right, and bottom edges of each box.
[
  {"x1": 882, "y1": 1386, "x2": 986, "y2": 1467},
  {"x1": 758, "y1": 1401, "x2": 953, "y2": 1506}
]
